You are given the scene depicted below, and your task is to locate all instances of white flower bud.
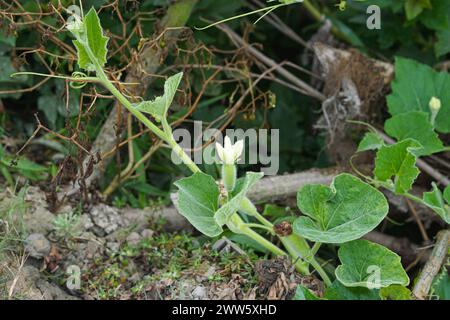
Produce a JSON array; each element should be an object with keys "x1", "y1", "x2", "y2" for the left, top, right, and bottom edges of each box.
[
  {"x1": 429, "y1": 97, "x2": 441, "y2": 127},
  {"x1": 429, "y1": 97, "x2": 441, "y2": 113}
]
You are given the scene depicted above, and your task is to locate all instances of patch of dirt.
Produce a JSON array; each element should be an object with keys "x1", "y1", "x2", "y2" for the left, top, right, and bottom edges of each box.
[{"x1": 255, "y1": 256, "x2": 324, "y2": 300}]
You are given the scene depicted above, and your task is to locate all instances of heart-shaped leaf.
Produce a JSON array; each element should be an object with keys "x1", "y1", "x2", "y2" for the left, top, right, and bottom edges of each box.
[
  {"x1": 293, "y1": 173, "x2": 389, "y2": 243},
  {"x1": 335, "y1": 240, "x2": 409, "y2": 288},
  {"x1": 133, "y1": 72, "x2": 183, "y2": 122},
  {"x1": 73, "y1": 8, "x2": 109, "y2": 71},
  {"x1": 214, "y1": 172, "x2": 263, "y2": 226},
  {"x1": 384, "y1": 111, "x2": 444, "y2": 156},
  {"x1": 174, "y1": 172, "x2": 222, "y2": 237},
  {"x1": 374, "y1": 139, "x2": 422, "y2": 194}
]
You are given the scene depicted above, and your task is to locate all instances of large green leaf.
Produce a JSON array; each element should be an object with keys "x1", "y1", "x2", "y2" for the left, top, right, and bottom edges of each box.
[
  {"x1": 324, "y1": 281, "x2": 380, "y2": 300},
  {"x1": 384, "y1": 111, "x2": 444, "y2": 156},
  {"x1": 422, "y1": 183, "x2": 450, "y2": 224},
  {"x1": 374, "y1": 139, "x2": 421, "y2": 194},
  {"x1": 174, "y1": 172, "x2": 222, "y2": 237},
  {"x1": 214, "y1": 172, "x2": 263, "y2": 226},
  {"x1": 133, "y1": 72, "x2": 183, "y2": 122},
  {"x1": 73, "y1": 8, "x2": 109, "y2": 70},
  {"x1": 335, "y1": 240, "x2": 409, "y2": 288},
  {"x1": 387, "y1": 57, "x2": 450, "y2": 133},
  {"x1": 293, "y1": 173, "x2": 389, "y2": 243}
]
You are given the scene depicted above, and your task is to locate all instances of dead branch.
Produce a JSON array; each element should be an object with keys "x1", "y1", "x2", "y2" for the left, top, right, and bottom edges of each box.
[
  {"x1": 217, "y1": 23, "x2": 326, "y2": 101},
  {"x1": 412, "y1": 230, "x2": 450, "y2": 300},
  {"x1": 246, "y1": 168, "x2": 337, "y2": 203}
]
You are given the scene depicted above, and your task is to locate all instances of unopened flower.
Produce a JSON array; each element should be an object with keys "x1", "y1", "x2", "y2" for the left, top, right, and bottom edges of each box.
[
  {"x1": 429, "y1": 97, "x2": 441, "y2": 127},
  {"x1": 216, "y1": 136, "x2": 244, "y2": 165},
  {"x1": 429, "y1": 97, "x2": 441, "y2": 113}
]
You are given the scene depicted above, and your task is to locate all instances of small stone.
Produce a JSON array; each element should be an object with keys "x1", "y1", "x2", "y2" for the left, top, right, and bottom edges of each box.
[
  {"x1": 24, "y1": 207, "x2": 54, "y2": 234},
  {"x1": 126, "y1": 232, "x2": 141, "y2": 246},
  {"x1": 191, "y1": 285, "x2": 207, "y2": 300},
  {"x1": 106, "y1": 242, "x2": 120, "y2": 252},
  {"x1": 25, "y1": 233, "x2": 51, "y2": 259},
  {"x1": 90, "y1": 204, "x2": 124, "y2": 235},
  {"x1": 85, "y1": 240, "x2": 103, "y2": 259},
  {"x1": 79, "y1": 214, "x2": 94, "y2": 230},
  {"x1": 141, "y1": 229, "x2": 154, "y2": 239}
]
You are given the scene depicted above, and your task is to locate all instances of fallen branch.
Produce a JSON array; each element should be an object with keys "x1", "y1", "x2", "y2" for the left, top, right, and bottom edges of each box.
[
  {"x1": 246, "y1": 168, "x2": 337, "y2": 203},
  {"x1": 412, "y1": 230, "x2": 450, "y2": 300}
]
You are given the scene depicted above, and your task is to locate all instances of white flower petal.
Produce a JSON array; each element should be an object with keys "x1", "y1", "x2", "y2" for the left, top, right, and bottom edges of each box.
[
  {"x1": 216, "y1": 136, "x2": 246, "y2": 164},
  {"x1": 215, "y1": 142, "x2": 225, "y2": 163},
  {"x1": 233, "y1": 139, "x2": 244, "y2": 161},
  {"x1": 224, "y1": 136, "x2": 232, "y2": 151}
]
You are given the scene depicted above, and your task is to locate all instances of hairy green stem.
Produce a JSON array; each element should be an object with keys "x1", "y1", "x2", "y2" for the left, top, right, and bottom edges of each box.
[
  {"x1": 81, "y1": 36, "x2": 201, "y2": 174},
  {"x1": 243, "y1": 223, "x2": 274, "y2": 234},
  {"x1": 309, "y1": 257, "x2": 332, "y2": 286},
  {"x1": 310, "y1": 242, "x2": 322, "y2": 257}
]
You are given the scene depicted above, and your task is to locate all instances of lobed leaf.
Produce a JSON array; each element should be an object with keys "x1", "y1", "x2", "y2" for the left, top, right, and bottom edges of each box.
[
  {"x1": 293, "y1": 173, "x2": 389, "y2": 243},
  {"x1": 335, "y1": 239, "x2": 410, "y2": 288},
  {"x1": 384, "y1": 111, "x2": 444, "y2": 156},
  {"x1": 373, "y1": 139, "x2": 421, "y2": 194},
  {"x1": 73, "y1": 8, "x2": 109, "y2": 71},
  {"x1": 133, "y1": 72, "x2": 183, "y2": 122}
]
